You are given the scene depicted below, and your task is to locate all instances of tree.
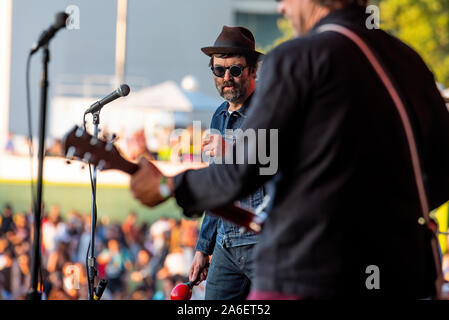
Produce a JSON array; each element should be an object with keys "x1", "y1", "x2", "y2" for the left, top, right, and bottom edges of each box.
[
  {"x1": 265, "y1": 1, "x2": 449, "y2": 87},
  {"x1": 379, "y1": 0, "x2": 449, "y2": 86},
  {"x1": 258, "y1": 18, "x2": 295, "y2": 54}
]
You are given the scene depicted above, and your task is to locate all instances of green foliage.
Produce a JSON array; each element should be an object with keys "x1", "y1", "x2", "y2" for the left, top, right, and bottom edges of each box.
[
  {"x1": 258, "y1": 18, "x2": 295, "y2": 54},
  {"x1": 265, "y1": 1, "x2": 449, "y2": 86},
  {"x1": 380, "y1": 0, "x2": 449, "y2": 86}
]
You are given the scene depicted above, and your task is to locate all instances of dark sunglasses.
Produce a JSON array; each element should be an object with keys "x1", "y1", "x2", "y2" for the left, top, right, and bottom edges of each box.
[{"x1": 211, "y1": 65, "x2": 247, "y2": 78}]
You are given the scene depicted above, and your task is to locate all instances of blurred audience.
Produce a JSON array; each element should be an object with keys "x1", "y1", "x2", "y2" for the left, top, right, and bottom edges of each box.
[
  {"x1": 0, "y1": 203, "x2": 201, "y2": 300},
  {"x1": 1, "y1": 200, "x2": 448, "y2": 300},
  {"x1": 1, "y1": 204, "x2": 15, "y2": 236}
]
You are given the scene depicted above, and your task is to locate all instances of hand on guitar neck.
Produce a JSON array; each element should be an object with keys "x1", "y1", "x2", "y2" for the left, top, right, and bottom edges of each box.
[
  {"x1": 62, "y1": 125, "x2": 264, "y2": 233},
  {"x1": 130, "y1": 157, "x2": 175, "y2": 207}
]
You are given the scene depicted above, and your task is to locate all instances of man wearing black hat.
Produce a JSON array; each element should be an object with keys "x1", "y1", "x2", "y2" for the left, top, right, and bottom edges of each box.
[{"x1": 186, "y1": 26, "x2": 265, "y2": 300}]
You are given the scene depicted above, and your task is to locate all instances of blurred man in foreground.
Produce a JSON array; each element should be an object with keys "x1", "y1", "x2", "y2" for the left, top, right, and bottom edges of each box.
[{"x1": 131, "y1": 0, "x2": 449, "y2": 299}]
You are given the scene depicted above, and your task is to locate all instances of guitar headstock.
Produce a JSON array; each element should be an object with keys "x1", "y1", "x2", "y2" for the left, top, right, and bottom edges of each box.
[{"x1": 62, "y1": 125, "x2": 138, "y2": 174}]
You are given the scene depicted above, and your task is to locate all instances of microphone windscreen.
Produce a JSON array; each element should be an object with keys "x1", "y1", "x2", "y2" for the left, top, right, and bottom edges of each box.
[
  {"x1": 54, "y1": 12, "x2": 69, "y2": 29},
  {"x1": 118, "y1": 84, "x2": 130, "y2": 97}
]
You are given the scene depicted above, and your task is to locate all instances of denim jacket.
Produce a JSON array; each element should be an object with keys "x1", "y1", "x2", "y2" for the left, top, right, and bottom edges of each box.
[{"x1": 195, "y1": 94, "x2": 264, "y2": 255}]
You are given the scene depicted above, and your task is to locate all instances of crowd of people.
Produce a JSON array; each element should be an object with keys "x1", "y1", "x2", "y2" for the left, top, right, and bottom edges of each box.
[
  {"x1": 0, "y1": 203, "x2": 204, "y2": 300},
  {"x1": 1, "y1": 201, "x2": 449, "y2": 300}
]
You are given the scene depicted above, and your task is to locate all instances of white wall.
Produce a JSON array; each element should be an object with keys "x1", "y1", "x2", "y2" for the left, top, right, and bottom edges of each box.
[{"x1": 0, "y1": 0, "x2": 12, "y2": 153}]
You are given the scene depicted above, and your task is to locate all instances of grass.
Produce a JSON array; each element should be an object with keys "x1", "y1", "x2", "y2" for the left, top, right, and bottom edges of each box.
[{"x1": 0, "y1": 180, "x2": 183, "y2": 224}]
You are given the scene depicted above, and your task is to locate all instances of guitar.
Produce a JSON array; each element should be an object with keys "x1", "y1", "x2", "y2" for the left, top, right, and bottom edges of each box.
[{"x1": 62, "y1": 125, "x2": 264, "y2": 233}]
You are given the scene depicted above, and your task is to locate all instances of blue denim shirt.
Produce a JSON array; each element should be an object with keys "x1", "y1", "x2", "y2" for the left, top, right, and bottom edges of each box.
[{"x1": 195, "y1": 94, "x2": 264, "y2": 255}]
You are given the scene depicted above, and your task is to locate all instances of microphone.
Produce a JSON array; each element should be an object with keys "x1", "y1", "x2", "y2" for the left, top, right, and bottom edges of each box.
[
  {"x1": 84, "y1": 84, "x2": 130, "y2": 115},
  {"x1": 30, "y1": 12, "x2": 69, "y2": 55}
]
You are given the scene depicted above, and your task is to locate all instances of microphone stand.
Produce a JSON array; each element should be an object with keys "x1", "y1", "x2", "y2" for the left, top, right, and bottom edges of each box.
[
  {"x1": 87, "y1": 111, "x2": 101, "y2": 300},
  {"x1": 27, "y1": 44, "x2": 50, "y2": 301}
]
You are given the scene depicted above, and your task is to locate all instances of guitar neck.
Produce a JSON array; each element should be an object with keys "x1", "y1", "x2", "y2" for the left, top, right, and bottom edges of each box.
[
  {"x1": 121, "y1": 159, "x2": 262, "y2": 233},
  {"x1": 118, "y1": 156, "x2": 139, "y2": 175}
]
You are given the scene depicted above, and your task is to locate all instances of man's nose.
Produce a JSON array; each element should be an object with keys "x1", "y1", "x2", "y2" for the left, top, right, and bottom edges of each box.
[{"x1": 223, "y1": 69, "x2": 232, "y2": 81}]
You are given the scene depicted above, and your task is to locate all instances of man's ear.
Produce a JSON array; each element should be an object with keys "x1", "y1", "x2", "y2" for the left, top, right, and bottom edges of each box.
[{"x1": 250, "y1": 66, "x2": 258, "y2": 79}]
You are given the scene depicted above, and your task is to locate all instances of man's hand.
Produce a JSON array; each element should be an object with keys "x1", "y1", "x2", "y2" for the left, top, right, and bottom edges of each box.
[
  {"x1": 202, "y1": 133, "x2": 228, "y2": 158},
  {"x1": 130, "y1": 157, "x2": 173, "y2": 207},
  {"x1": 189, "y1": 251, "x2": 210, "y2": 284}
]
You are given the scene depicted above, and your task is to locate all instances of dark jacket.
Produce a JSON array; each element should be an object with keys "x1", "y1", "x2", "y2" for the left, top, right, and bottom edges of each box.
[
  {"x1": 195, "y1": 96, "x2": 264, "y2": 255},
  {"x1": 174, "y1": 5, "x2": 449, "y2": 298}
]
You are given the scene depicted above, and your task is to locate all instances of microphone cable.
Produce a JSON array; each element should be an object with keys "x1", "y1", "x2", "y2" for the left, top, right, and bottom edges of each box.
[{"x1": 83, "y1": 113, "x2": 99, "y2": 299}]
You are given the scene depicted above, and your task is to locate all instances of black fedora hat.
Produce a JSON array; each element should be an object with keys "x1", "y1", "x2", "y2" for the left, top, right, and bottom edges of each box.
[{"x1": 201, "y1": 26, "x2": 263, "y2": 58}]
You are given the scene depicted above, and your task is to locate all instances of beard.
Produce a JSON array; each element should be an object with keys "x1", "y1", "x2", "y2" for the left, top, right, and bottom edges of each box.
[{"x1": 215, "y1": 79, "x2": 248, "y2": 104}]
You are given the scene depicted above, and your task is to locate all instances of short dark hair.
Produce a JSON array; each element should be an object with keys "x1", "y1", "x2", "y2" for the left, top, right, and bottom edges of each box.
[
  {"x1": 312, "y1": 0, "x2": 368, "y2": 7},
  {"x1": 209, "y1": 53, "x2": 260, "y2": 72}
]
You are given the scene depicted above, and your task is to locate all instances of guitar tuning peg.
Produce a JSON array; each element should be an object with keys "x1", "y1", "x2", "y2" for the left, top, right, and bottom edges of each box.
[
  {"x1": 97, "y1": 160, "x2": 106, "y2": 171},
  {"x1": 75, "y1": 127, "x2": 85, "y2": 138},
  {"x1": 66, "y1": 146, "x2": 76, "y2": 160},
  {"x1": 83, "y1": 152, "x2": 92, "y2": 162},
  {"x1": 90, "y1": 137, "x2": 98, "y2": 146},
  {"x1": 105, "y1": 142, "x2": 113, "y2": 152}
]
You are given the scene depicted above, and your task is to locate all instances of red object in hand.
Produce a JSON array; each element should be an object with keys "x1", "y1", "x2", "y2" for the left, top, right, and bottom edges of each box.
[{"x1": 170, "y1": 281, "x2": 194, "y2": 300}]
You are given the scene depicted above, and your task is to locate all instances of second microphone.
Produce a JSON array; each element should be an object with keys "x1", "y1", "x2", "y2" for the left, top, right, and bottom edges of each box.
[{"x1": 84, "y1": 84, "x2": 130, "y2": 115}]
